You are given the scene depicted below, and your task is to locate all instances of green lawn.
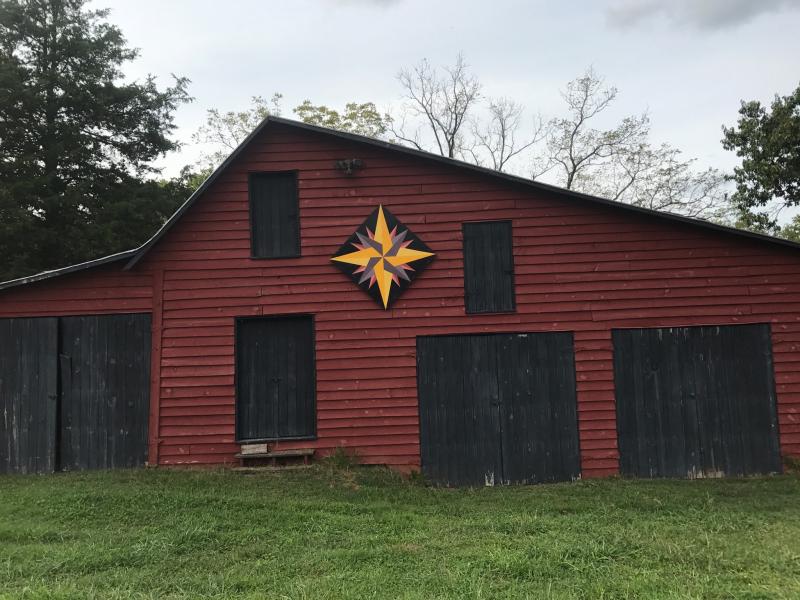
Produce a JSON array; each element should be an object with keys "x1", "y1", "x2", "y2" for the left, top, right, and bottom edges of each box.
[{"x1": 1, "y1": 465, "x2": 799, "y2": 599}]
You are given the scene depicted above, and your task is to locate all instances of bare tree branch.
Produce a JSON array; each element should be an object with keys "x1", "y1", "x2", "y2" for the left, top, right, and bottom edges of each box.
[
  {"x1": 470, "y1": 99, "x2": 546, "y2": 172},
  {"x1": 536, "y1": 68, "x2": 649, "y2": 190},
  {"x1": 393, "y1": 53, "x2": 481, "y2": 159},
  {"x1": 532, "y1": 67, "x2": 728, "y2": 220}
]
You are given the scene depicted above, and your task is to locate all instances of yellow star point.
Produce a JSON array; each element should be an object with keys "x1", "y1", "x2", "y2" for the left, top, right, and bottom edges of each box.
[
  {"x1": 330, "y1": 247, "x2": 379, "y2": 265},
  {"x1": 374, "y1": 205, "x2": 392, "y2": 251}
]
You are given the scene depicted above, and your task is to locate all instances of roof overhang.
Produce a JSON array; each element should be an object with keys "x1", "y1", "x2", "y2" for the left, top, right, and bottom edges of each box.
[{"x1": 0, "y1": 249, "x2": 137, "y2": 292}]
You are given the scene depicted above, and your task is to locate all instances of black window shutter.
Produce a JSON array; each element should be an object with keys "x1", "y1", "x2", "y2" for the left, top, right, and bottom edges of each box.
[
  {"x1": 463, "y1": 221, "x2": 516, "y2": 313},
  {"x1": 250, "y1": 172, "x2": 300, "y2": 258}
]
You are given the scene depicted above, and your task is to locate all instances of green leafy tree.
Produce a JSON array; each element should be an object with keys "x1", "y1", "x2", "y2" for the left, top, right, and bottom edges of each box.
[
  {"x1": 192, "y1": 93, "x2": 283, "y2": 168},
  {"x1": 193, "y1": 96, "x2": 388, "y2": 171},
  {"x1": 293, "y1": 100, "x2": 388, "y2": 138},
  {"x1": 779, "y1": 214, "x2": 800, "y2": 242},
  {"x1": 722, "y1": 83, "x2": 800, "y2": 230},
  {"x1": 175, "y1": 165, "x2": 212, "y2": 192},
  {"x1": 0, "y1": 0, "x2": 191, "y2": 280}
]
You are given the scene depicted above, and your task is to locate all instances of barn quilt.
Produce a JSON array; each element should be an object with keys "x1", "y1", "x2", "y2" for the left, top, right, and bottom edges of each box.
[{"x1": 331, "y1": 205, "x2": 435, "y2": 309}]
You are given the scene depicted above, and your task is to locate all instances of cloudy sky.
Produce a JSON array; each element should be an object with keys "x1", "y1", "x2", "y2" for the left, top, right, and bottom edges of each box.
[{"x1": 95, "y1": 0, "x2": 799, "y2": 192}]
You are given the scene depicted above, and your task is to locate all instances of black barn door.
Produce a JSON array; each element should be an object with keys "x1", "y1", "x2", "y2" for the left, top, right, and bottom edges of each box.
[
  {"x1": 613, "y1": 324, "x2": 781, "y2": 478},
  {"x1": 0, "y1": 318, "x2": 58, "y2": 474},
  {"x1": 417, "y1": 332, "x2": 580, "y2": 486},
  {"x1": 1, "y1": 314, "x2": 150, "y2": 473},
  {"x1": 59, "y1": 314, "x2": 152, "y2": 470},
  {"x1": 496, "y1": 333, "x2": 580, "y2": 484},
  {"x1": 416, "y1": 335, "x2": 503, "y2": 486},
  {"x1": 236, "y1": 315, "x2": 316, "y2": 441}
]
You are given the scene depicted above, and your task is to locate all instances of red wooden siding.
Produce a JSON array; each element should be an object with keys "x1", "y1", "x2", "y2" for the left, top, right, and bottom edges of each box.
[
  {"x1": 0, "y1": 264, "x2": 153, "y2": 318},
  {"x1": 2, "y1": 121, "x2": 800, "y2": 477}
]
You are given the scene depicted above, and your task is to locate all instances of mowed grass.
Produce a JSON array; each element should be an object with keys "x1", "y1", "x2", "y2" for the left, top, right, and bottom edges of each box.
[{"x1": 1, "y1": 465, "x2": 799, "y2": 600}]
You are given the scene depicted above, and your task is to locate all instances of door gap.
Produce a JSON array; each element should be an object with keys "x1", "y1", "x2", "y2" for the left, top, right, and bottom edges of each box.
[
  {"x1": 54, "y1": 317, "x2": 63, "y2": 472},
  {"x1": 493, "y1": 335, "x2": 506, "y2": 485}
]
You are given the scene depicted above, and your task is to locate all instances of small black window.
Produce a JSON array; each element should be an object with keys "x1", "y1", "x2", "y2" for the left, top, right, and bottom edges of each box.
[
  {"x1": 463, "y1": 221, "x2": 516, "y2": 313},
  {"x1": 249, "y1": 172, "x2": 300, "y2": 258}
]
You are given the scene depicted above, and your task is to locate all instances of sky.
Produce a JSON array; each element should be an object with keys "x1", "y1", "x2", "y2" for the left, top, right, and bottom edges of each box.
[{"x1": 93, "y1": 0, "x2": 800, "y2": 214}]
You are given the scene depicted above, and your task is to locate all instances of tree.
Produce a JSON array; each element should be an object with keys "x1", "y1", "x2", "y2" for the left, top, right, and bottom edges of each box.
[
  {"x1": 533, "y1": 68, "x2": 727, "y2": 219},
  {"x1": 0, "y1": 0, "x2": 190, "y2": 280},
  {"x1": 192, "y1": 93, "x2": 283, "y2": 168},
  {"x1": 85, "y1": 174, "x2": 196, "y2": 259},
  {"x1": 391, "y1": 53, "x2": 482, "y2": 158},
  {"x1": 780, "y1": 214, "x2": 800, "y2": 242},
  {"x1": 533, "y1": 68, "x2": 650, "y2": 190},
  {"x1": 391, "y1": 54, "x2": 542, "y2": 171},
  {"x1": 193, "y1": 96, "x2": 390, "y2": 171},
  {"x1": 578, "y1": 142, "x2": 729, "y2": 219},
  {"x1": 466, "y1": 98, "x2": 544, "y2": 172},
  {"x1": 293, "y1": 100, "x2": 388, "y2": 138},
  {"x1": 721, "y1": 83, "x2": 800, "y2": 230}
]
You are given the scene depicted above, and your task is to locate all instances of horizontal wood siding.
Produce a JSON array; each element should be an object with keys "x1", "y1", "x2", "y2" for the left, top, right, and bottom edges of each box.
[
  {"x1": 0, "y1": 265, "x2": 153, "y2": 318},
  {"x1": 2, "y1": 122, "x2": 800, "y2": 476},
  {"x1": 136, "y1": 124, "x2": 800, "y2": 475}
]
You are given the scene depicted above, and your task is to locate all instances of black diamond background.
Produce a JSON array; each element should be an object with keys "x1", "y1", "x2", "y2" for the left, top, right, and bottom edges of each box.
[{"x1": 331, "y1": 206, "x2": 435, "y2": 309}]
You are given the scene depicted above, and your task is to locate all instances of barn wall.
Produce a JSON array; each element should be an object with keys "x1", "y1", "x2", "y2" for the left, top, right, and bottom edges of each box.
[
  {"x1": 133, "y1": 123, "x2": 800, "y2": 476},
  {"x1": 2, "y1": 122, "x2": 799, "y2": 477},
  {"x1": 0, "y1": 264, "x2": 158, "y2": 463},
  {"x1": 0, "y1": 264, "x2": 153, "y2": 317}
]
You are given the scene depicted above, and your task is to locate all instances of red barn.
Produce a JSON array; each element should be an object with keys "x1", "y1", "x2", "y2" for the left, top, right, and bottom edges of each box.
[{"x1": 1, "y1": 117, "x2": 799, "y2": 484}]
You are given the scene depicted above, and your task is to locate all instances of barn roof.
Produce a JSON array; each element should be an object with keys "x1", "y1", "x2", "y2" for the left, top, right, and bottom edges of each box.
[
  {"x1": 0, "y1": 249, "x2": 136, "y2": 291},
  {"x1": 2, "y1": 115, "x2": 799, "y2": 291}
]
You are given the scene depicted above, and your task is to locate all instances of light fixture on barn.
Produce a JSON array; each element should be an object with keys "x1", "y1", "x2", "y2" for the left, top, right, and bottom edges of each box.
[{"x1": 334, "y1": 158, "x2": 364, "y2": 175}]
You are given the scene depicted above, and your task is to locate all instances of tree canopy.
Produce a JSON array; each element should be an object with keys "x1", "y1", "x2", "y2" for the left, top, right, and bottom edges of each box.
[
  {"x1": 0, "y1": 0, "x2": 191, "y2": 280},
  {"x1": 192, "y1": 94, "x2": 283, "y2": 169},
  {"x1": 192, "y1": 95, "x2": 390, "y2": 173},
  {"x1": 722, "y1": 83, "x2": 800, "y2": 231},
  {"x1": 293, "y1": 100, "x2": 388, "y2": 138}
]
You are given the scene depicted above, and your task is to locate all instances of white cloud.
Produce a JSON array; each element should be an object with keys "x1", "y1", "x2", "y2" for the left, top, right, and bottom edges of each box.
[{"x1": 606, "y1": 0, "x2": 799, "y2": 30}]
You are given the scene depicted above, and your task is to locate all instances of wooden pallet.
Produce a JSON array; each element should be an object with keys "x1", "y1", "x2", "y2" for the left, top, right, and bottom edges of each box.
[{"x1": 235, "y1": 447, "x2": 315, "y2": 467}]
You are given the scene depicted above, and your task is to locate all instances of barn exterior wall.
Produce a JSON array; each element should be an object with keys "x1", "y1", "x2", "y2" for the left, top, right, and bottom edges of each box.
[
  {"x1": 0, "y1": 264, "x2": 153, "y2": 317},
  {"x1": 2, "y1": 122, "x2": 799, "y2": 477}
]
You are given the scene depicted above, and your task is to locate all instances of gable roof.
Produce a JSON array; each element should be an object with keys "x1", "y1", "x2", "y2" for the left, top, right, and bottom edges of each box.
[
  {"x1": 2, "y1": 115, "x2": 799, "y2": 292},
  {"x1": 125, "y1": 115, "x2": 800, "y2": 269}
]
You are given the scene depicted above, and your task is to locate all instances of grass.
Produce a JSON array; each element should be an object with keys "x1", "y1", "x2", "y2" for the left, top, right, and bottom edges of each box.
[{"x1": 1, "y1": 465, "x2": 799, "y2": 599}]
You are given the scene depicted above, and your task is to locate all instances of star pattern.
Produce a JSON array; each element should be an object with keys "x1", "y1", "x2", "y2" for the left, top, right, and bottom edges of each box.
[{"x1": 331, "y1": 205, "x2": 435, "y2": 309}]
